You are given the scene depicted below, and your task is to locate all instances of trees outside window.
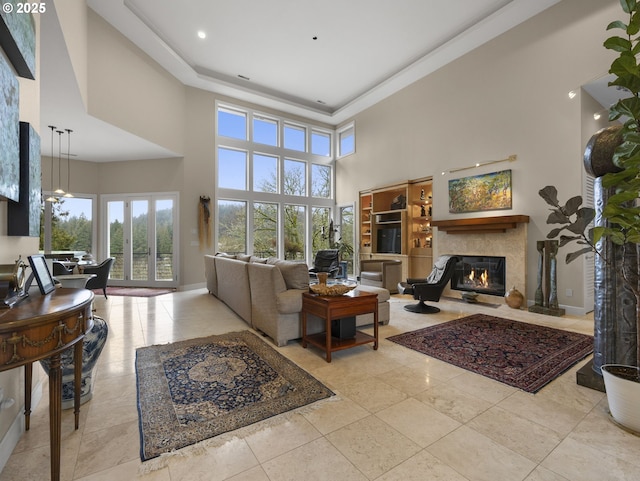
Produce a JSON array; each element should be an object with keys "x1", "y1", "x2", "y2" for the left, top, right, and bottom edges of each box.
[{"x1": 216, "y1": 102, "x2": 339, "y2": 261}]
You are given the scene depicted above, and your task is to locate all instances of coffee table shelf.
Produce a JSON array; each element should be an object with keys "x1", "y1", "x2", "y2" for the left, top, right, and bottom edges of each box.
[{"x1": 301, "y1": 291, "x2": 378, "y2": 362}]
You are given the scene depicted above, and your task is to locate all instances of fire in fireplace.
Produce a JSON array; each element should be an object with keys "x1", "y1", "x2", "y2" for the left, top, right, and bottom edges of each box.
[{"x1": 451, "y1": 256, "x2": 506, "y2": 296}]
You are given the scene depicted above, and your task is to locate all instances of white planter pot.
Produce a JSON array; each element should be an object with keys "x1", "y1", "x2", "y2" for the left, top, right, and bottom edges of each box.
[{"x1": 601, "y1": 364, "x2": 640, "y2": 433}]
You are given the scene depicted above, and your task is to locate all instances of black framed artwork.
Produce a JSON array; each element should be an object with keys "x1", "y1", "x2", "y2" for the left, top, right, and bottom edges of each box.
[
  {"x1": 0, "y1": 1, "x2": 36, "y2": 79},
  {"x1": 28, "y1": 254, "x2": 56, "y2": 295}
]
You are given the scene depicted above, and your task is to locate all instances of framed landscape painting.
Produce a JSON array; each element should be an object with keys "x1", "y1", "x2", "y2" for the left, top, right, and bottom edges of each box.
[{"x1": 448, "y1": 169, "x2": 512, "y2": 213}]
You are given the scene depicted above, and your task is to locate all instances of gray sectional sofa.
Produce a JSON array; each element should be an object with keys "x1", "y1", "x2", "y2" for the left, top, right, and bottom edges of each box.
[{"x1": 204, "y1": 254, "x2": 390, "y2": 346}]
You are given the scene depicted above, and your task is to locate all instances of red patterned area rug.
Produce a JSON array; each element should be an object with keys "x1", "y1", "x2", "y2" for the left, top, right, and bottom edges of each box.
[
  {"x1": 387, "y1": 314, "x2": 593, "y2": 393},
  {"x1": 96, "y1": 287, "x2": 175, "y2": 297}
]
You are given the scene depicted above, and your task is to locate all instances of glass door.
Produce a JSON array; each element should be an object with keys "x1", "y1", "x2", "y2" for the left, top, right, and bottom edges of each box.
[{"x1": 103, "y1": 193, "x2": 178, "y2": 287}]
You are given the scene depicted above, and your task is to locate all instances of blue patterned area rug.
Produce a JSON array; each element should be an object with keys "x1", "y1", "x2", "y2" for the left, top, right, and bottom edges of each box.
[
  {"x1": 135, "y1": 331, "x2": 333, "y2": 461},
  {"x1": 387, "y1": 314, "x2": 593, "y2": 393}
]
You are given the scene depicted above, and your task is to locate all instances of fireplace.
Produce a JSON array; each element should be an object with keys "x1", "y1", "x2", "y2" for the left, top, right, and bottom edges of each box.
[{"x1": 451, "y1": 256, "x2": 506, "y2": 296}]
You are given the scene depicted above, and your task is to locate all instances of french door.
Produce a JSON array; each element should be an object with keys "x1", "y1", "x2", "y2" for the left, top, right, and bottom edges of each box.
[{"x1": 102, "y1": 193, "x2": 179, "y2": 288}]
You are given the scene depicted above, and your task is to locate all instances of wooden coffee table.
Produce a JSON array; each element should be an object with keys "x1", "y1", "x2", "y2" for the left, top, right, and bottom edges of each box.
[{"x1": 301, "y1": 290, "x2": 378, "y2": 362}]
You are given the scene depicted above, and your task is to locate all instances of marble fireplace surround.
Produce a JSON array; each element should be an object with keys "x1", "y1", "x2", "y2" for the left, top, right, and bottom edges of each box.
[{"x1": 432, "y1": 215, "x2": 529, "y2": 304}]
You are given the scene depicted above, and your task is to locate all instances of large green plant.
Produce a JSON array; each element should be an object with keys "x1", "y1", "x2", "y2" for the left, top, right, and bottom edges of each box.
[{"x1": 595, "y1": 0, "x2": 640, "y2": 366}]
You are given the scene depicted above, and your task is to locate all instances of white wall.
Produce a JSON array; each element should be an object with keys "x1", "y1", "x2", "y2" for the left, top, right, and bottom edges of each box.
[{"x1": 336, "y1": 0, "x2": 619, "y2": 312}]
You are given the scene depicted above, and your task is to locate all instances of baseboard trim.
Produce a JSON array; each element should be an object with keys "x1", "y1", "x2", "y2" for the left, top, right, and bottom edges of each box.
[{"x1": 0, "y1": 380, "x2": 44, "y2": 472}]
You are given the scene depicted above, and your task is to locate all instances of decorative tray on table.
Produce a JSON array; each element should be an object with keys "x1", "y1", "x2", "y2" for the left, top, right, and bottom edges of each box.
[{"x1": 309, "y1": 281, "x2": 357, "y2": 296}]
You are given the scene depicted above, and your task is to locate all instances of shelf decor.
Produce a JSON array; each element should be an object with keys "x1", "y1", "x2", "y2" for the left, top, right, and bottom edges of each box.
[{"x1": 448, "y1": 169, "x2": 512, "y2": 214}]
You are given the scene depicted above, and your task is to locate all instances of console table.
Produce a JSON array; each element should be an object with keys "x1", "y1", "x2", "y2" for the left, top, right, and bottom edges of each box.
[
  {"x1": 301, "y1": 291, "x2": 378, "y2": 362},
  {"x1": 0, "y1": 288, "x2": 94, "y2": 481}
]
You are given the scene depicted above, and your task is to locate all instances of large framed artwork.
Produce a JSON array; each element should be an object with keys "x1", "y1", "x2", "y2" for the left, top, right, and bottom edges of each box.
[
  {"x1": 448, "y1": 169, "x2": 512, "y2": 214},
  {"x1": 0, "y1": 51, "x2": 20, "y2": 202},
  {"x1": 0, "y1": 1, "x2": 36, "y2": 79},
  {"x1": 8, "y1": 122, "x2": 41, "y2": 237}
]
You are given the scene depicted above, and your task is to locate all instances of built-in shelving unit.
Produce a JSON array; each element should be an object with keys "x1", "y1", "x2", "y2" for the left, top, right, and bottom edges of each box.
[{"x1": 358, "y1": 177, "x2": 434, "y2": 280}]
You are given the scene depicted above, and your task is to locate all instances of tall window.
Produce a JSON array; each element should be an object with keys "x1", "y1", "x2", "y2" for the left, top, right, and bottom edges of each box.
[
  {"x1": 337, "y1": 122, "x2": 355, "y2": 158},
  {"x1": 40, "y1": 195, "x2": 96, "y2": 255},
  {"x1": 216, "y1": 102, "x2": 336, "y2": 261}
]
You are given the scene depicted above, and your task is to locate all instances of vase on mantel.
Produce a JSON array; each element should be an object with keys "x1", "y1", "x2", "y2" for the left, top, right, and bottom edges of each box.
[{"x1": 505, "y1": 286, "x2": 524, "y2": 309}]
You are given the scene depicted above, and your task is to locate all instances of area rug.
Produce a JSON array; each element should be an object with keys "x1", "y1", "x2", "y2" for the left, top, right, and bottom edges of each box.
[
  {"x1": 387, "y1": 314, "x2": 593, "y2": 393},
  {"x1": 97, "y1": 287, "x2": 175, "y2": 297},
  {"x1": 135, "y1": 330, "x2": 334, "y2": 461}
]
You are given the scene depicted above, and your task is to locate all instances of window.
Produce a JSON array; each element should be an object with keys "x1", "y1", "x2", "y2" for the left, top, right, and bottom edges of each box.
[
  {"x1": 253, "y1": 116, "x2": 278, "y2": 146},
  {"x1": 284, "y1": 123, "x2": 306, "y2": 152},
  {"x1": 311, "y1": 130, "x2": 331, "y2": 157},
  {"x1": 215, "y1": 102, "x2": 335, "y2": 261},
  {"x1": 253, "y1": 202, "x2": 278, "y2": 257},
  {"x1": 311, "y1": 164, "x2": 331, "y2": 198},
  {"x1": 284, "y1": 204, "x2": 306, "y2": 260},
  {"x1": 218, "y1": 148, "x2": 247, "y2": 190},
  {"x1": 217, "y1": 200, "x2": 247, "y2": 254},
  {"x1": 312, "y1": 207, "x2": 331, "y2": 253},
  {"x1": 338, "y1": 122, "x2": 355, "y2": 158},
  {"x1": 40, "y1": 195, "x2": 96, "y2": 256},
  {"x1": 284, "y1": 159, "x2": 306, "y2": 196},
  {"x1": 217, "y1": 107, "x2": 247, "y2": 140},
  {"x1": 253, "y1": 154, "x2": 278, "y2": 193}
]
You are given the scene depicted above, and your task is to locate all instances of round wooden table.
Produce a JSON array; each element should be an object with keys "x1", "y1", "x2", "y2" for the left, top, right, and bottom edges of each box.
[{"x1": 0, "y1": 288, "x2": 94, "y2": 481}]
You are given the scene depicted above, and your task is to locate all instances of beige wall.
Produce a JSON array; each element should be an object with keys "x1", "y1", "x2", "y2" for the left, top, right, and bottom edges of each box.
[
  {"x1": 86, "y1": 10, "x2": 185, "y2": 155},
  {"x1": 0, "y1": 12, "x2": 41, "y2": 457},
  {"x1": 337, "y1": 0, "x2": 618, "y2": 311}
]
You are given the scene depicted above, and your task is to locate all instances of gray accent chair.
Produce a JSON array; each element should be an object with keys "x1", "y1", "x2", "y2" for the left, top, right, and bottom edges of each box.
[
  {"x1": 84, "y1": 257, "x2": 115, "y2": 299},
  {"x1": 398, "y1": 255, "x2": 459, "y2": 313},
  {"x1": 360, "y1": 259, "x2": 403, "y2": 293}
]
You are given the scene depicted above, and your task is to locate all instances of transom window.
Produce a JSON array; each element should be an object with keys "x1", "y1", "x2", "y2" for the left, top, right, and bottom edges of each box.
[{"x1": 215, "y1": 102, "x2": 335, "y2": 261}]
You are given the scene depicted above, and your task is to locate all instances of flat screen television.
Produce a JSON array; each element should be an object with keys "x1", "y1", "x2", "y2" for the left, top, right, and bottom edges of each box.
[{"x1": 376, "y1": 226, "x2": 402, "y2": 254}]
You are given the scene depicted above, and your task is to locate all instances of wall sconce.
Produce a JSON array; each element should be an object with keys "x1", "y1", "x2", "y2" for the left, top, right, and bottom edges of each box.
[{"x1": 441, "y1": 154, "x2": 517, "y2": 176}]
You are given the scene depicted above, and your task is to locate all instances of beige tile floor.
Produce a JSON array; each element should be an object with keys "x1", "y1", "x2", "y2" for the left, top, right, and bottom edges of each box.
[{"x1": 2, "y1": 289, "x2": 640, "y2": 481}]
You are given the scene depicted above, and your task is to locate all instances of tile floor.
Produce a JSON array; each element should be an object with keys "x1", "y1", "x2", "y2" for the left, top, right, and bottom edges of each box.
[{"x1": 1, "y1": 289, "x2": 639, "y2": 481}]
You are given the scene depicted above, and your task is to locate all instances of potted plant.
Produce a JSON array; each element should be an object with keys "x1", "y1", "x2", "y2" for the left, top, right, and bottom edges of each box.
[{"x1": 595, "y1": 0, "x2": 640, "y2": 433}]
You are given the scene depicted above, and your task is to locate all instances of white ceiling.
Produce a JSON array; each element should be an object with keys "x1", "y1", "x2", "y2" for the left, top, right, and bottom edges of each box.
[{"x1": 41, "y1": 0, "x2": 564, "y2": 162}]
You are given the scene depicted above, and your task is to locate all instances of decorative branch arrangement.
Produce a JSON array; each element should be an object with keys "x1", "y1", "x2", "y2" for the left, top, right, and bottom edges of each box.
[{"x1": 198, "y1": 196, "x2": 211, "y2": 249}]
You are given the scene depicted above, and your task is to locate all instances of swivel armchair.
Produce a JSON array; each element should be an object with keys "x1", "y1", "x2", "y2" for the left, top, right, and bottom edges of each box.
[
  {"x1": 309, "y1": 249, "x2": 340, "y2": 279},
  {"x1": 84, "y1": 257, "x2": 115, "y2": 299},
  {"x1": 397, "y1": 255, "x2": 459, "y2": 313}
]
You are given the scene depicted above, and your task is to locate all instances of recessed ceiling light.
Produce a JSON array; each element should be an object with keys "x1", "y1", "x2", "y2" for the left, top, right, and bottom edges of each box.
[
  {"x1": 197, "y1": 31, "x2": 206, "y2": 39},
  {"x1": 312, "y1": 36, "x2": 318, "y2": 40}
]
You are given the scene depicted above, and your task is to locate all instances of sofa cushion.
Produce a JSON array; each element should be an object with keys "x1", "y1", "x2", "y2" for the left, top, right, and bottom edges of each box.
[
  {"x1": 354, "y1": 285, "x2": 390, "y2": 303},
  {"x1": 274, "y1": 260, "x2": 309, "y2": 289},
  {"x1": 276, "y1": 288, "x2": 306, "y2": 314},
  {"x1": 216, "y1": 252, "x2": 236, "y2": 259}
]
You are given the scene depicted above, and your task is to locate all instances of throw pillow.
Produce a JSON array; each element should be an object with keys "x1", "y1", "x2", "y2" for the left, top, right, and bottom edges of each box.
[
  {"x1": 250, "y1": 256, "x2": 268, "y2": 264},
  {"x1": 236, "y1": 254, "x2": 251, "y2": 262},
  {"x1": 275, "y1": 260, "x2": 310, "y2": 290}
]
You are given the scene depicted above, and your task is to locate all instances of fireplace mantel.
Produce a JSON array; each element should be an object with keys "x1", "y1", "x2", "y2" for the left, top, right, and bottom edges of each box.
[{"x1": 432, "y1": 215, "x2": 529, "y2": 234}]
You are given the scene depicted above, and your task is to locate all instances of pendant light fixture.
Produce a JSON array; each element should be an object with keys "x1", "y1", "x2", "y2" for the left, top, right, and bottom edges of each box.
[
  {"x1": 63, "y1": 128, "x2": 73, "y2": 198},
  {"x1": 54, "y1": 129, "x2": 65, "y2": 196},
  {"x1": 45, "y1": 125, "x2": 57, "y2": 202}
]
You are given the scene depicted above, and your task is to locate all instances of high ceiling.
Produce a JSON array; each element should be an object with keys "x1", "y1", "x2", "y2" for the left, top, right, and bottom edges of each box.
[{"x1": 41, "y1": 0, "x2": 563, "y2": 161}]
